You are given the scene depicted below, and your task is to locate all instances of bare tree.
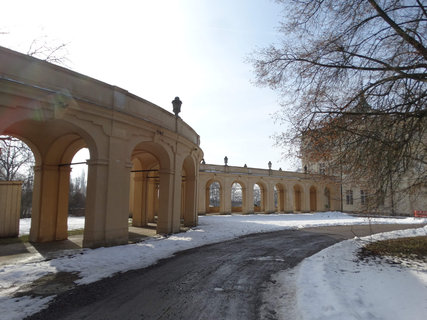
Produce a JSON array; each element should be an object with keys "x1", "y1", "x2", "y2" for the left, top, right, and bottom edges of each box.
[
  {"x1": 26, "y1": 35, "x2": 70, "y2": 66},
  {"x1": 0, "y1": 136, "x2": 34, "y2": 181},
  {"x1": 252, "y1": 0, "x2": 427, "y2": 207}
]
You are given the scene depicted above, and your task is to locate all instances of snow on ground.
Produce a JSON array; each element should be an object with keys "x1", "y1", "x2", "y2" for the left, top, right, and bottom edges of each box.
[
  {"x1": 19, "y1": 216, "x2": 85, "y2": 236},
  {"x1": 272, "y1": 225, "x2": 427, "y2": 320},
  {"x1": 1, "y1": 212, "x2": 426, "y2": 319}
]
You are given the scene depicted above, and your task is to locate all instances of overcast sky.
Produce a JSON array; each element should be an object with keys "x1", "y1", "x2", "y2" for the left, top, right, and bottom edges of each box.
[{"x1": 1, "y1": 0, "x2": 298, "y2": 171}]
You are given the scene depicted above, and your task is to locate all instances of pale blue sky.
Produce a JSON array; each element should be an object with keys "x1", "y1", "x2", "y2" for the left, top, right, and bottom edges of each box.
[{"x1": 1, "y1": 0, "x2": 297, "y2": 170}]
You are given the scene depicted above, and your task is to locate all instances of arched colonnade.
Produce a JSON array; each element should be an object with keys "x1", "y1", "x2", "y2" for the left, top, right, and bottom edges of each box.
[
  {"x1": 0, "y1": 47, "x2": 202, "y2": 248},
  {"x1": 198, "y1": 164, "x2": 340, "y2": 214}
]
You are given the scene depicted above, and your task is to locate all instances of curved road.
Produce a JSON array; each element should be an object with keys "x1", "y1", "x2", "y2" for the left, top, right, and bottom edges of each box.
[{"x1": 27, "y1": 224, "x2": 424, "y2": 320}]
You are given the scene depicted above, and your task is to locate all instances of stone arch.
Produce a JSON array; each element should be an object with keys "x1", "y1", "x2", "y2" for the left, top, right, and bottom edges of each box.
[
  {"x1": 293, "y1": 184, "x2": 303, "y2": 212},
  {"x1": 231, "y1": 180, "x2": 245, "y2": 213},
  {"x1": 310, "y1": 185, "x2": 317, "y2": 212},
  {"x1": 128, "y1": 140, "x2": 172, "y2": 171},
  {"x1": 2, "y1": 119, "x2": 98, "y2": 243},
  {"x1": 1, "y1": 47, "x2": 202, "y2": 247},
  {"x1": 129, "y1": 152, "x2": 160, "y2": 229},
  {"x1": 206, "y1": 179, "x2": 222, "y2": 213},
  {"x1": 274, "y1": 183, "x2": 286, "y2": 212},
  {"x1": 130, "y1": 140, "x2": 173, "y2": 234}
]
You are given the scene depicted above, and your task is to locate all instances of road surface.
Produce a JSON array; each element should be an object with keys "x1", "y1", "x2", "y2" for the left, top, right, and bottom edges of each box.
[{"x1": 26, "y1": 224, "x2": 424, "y2": 320}]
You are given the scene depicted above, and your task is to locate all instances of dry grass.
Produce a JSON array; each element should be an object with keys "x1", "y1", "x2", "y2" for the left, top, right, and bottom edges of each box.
[{"x1": 361, "y1": 236, "x2": 427, "y2": 261}]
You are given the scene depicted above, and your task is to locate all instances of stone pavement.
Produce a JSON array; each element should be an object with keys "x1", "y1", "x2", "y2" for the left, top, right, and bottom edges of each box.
[{"x1": 0, "y1": 226, "x2": 157, "y2": 266}]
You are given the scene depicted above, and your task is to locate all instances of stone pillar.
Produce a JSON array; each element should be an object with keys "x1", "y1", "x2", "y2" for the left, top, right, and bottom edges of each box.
[
  {"x1": 204, "y1": 183, "x2": 210, "y2": 213},
  {"x1": 172, "y1": 166, "x2": 183, "y2": 232},
  {"x1": 284, "y1": 186, "x2": 293, "y2": 212},
  {"x1": 219, "y1": 180, "x2": 226, "y2": 214},
  {"x1": 181, "y1": 180, "x2": 186, "y2": 220},
  {"x1": 197, "y1": 180, "x2": 206, "y2": 215},
  {"x1": 83, "y1": 143, "x2": 132, "y2": 248},
  {"x1": 183, "y1": 175, "x2": 197, "y2": 227},
  {"x1": 83, "y1": 158, "x2": 109, "y2": 247},
  {"x1": 132, "y1": 172, "x2": 148, "y2": 227},
  {"x1": 157, "y1": 167, "x2": 182, "y2": 234},
  {"x1": 223, "y1": 181, "x2": 232, "y2": 214},
  {"x1": 147, "y1": 179, "x2": 157, "y2": 223},
  {"x1": 104, "y1": 155, "x2": 132, "y2": 245},
  {"x1": 244, "y1": 184, "x2": 253, "y2": 214},
  {"x1": 56, "y1": 166, "x2": 72, "y2": 240},
  {"x1": 0, "y1": 181, "x2": 22, "y2": 238},
  {"x1": 30, "y1": 164, "x2": 61, "y2": 242},
  {"x1": 265, "y1": 184, "x2": 275, "y2": 213},
  {"x1": 302, "y1": 185, "x2": 310, "y2": 212}
]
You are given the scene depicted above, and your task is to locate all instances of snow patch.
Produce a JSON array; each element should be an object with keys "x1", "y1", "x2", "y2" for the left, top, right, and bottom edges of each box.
[
  {"x1": 288, "y1": 225, "x2": 427, "y2": 320},
  {"x1": 1, "y1": 212, "x2": 426, "y2": 319}
]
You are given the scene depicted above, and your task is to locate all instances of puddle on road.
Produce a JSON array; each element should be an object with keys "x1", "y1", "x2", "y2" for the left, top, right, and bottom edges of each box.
[{"x1": 14, "y1": 272, "x2": 81, "y2": 298}]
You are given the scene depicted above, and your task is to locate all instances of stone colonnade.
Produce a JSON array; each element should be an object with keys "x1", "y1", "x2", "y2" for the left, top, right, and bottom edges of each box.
[
  {"x1": 0, "y1": 46, "x2": 202, "y2": 248},
  {"x1": 198, "y1": 164, "x2": 341, "y2": 214}
]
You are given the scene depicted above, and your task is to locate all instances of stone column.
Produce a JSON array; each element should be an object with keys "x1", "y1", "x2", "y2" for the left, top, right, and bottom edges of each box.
[
  {"x1": 0, "y1": 181, "x2": 23, "y2": 238},
  {"x1": 132, "y1": 172, "x2": 148, "y2": 227},
  {"x1": 302, "y1": 184, "x2": 310, "y2": 212},
  {"x1": 223, "y1": 180, "x2": 232, "y2": 214},
  {"x1": 147, "y1": 179, "x2": 157, "y2": 223},
  {"x1": 183, "y1": 174, "x2": 197, "y2": 227},
  {"x1": 55, "y1": 165, "x2": 72, "y2": 240},
  {"x1": 284, "y1": 185, "x2": 293, "y2": 212},
  {"x1": 244, "y1": 184, "x2": 253, "y2": 214},
  {"x1": 264, "y1": 184, "x2": 275, "y2": 213},
  {"x1": 30, "y1": 164, "x2": 61, "y2": 242},
  {"x1": 181, "y1": 180, "x2": 186, "y2": 220},
  {"x1": 157, "y1": 167, "x2": 182, "y2": 234},
  {"x1": 83, "y1": 158, "x2": 109, "y2": 247},
  {"x1": 219, "y1": 179, "x2": 226, "y2": 214}
]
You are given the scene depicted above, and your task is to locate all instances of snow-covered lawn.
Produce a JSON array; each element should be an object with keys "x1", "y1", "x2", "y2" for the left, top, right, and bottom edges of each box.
[
  {"x1": 270, "y1": 226, "x2": 427, "y2": 320},
  {"x1": 1, "y1": 212, "x2": 426, "y2": 320},
  {"x1": 19, "y1": 217, "x2": 85, "y2": 236}
]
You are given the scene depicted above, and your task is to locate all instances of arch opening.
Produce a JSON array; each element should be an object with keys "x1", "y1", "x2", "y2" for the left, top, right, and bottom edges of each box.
[
  {"x1": 129, "y1": 151, "x2": 160, "y2": 237},
  {"x1": 206, "y1": 181, "x2": 221, "y2": 213},
  {"x1": 231, "y1": 182, "x2": 243, "y2": 213},
  {"x1": 0, "y1": 122, "x2": 96, "y2": 244},
  {"x1": 128, "y1": 140, "x2": 176, "y2": 238},
  {"x1": 68, "y1": 148, "x2": 89, "y2": 219},
  {"x1": 253, "y1": 183, "x2": 265, "y2": 213},
  {"x1": 0, "y1": 135, "x2": 35, "y2": 238}
]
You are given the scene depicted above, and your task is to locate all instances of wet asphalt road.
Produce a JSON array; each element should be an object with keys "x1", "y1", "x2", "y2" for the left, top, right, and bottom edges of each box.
[{"x1": 26, "y1": 224, "x2": 425, "y2": 320}]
